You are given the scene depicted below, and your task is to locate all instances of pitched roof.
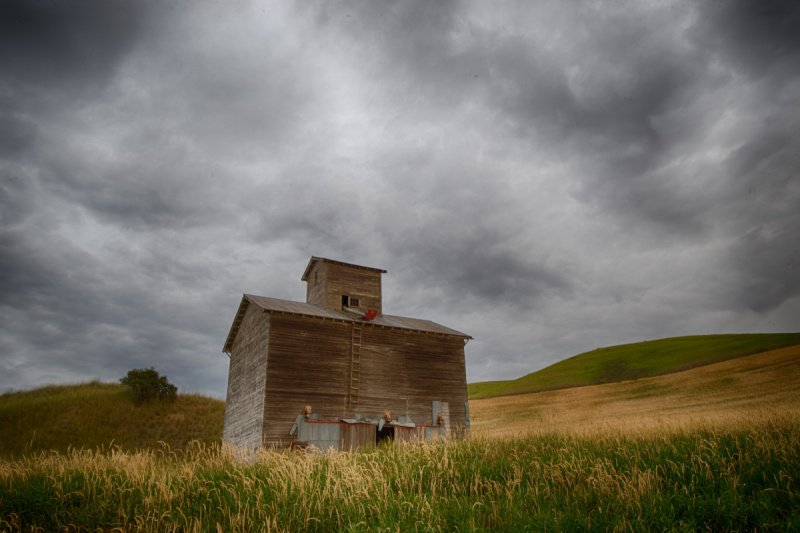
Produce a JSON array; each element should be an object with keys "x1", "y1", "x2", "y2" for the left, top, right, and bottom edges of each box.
[
  {"x1": 223, "y1": 294, "x2": 471, "y2": 353},
  {"x1": 301, "y1": 256, "x2": 387, "y2": 281}
]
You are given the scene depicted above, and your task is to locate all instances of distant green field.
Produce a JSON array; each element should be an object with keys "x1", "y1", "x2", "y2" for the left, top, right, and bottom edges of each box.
[
  {"x1": 469, "y1": 332, "x2": 800, "y2": 399},
  {"x1": 0, "y1": 382, "x2": 224, "y2": 458}
]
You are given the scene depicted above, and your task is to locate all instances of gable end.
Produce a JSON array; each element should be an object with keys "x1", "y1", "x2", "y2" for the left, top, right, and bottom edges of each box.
[{"x1": 223, "y1": 296, "x2": 250, "y2": 353}]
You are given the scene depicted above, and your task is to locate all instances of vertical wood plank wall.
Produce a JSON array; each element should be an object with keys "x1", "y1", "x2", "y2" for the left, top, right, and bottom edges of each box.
[
  {"x1": 359, "y1": 328, "x2": 468, "y2": 428},
  {"x1": 223, "y1": 304, "x2": 270, "y2": 448},
  {"x1": 357, "y1": 328, "x2": 411, "y2": 420},
  {"x1": 257, "y1": 314, "x2": 469, "y2": 447},
  {"x1": 262, "y1": 314, "x2": 351, "y2": 447},
  {"x1": 407, "y1": 334, "x2": 468, "y2": 428},
  {"x1": 305, "y1": 262, "x2": 328, "y2": 308},
  {"x1": 324, "y1": 264, "x2": 382, "y2": 313}
]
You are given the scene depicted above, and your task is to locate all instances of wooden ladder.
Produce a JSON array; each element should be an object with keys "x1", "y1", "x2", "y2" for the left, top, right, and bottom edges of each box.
[{"x1": 348, "y1": 323, "x2": 362, "y2": 410}]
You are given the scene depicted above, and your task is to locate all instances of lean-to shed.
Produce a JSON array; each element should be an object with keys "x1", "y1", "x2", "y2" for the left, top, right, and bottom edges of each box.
[{"x1": 222, "y1": 257, "x2": 472, "y2": 449}]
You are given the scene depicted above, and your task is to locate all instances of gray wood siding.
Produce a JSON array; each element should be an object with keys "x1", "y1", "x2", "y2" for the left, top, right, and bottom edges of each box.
[
  {"x1": 324, "y1": 264, "x2": 382, "y2": 313},
  {"x1": 305, "y1": 262, "x2": 382, "y2": 313},
  {"x1": 357, "y1": 327, "x2": 412, "y2": 419},
  {"x1": 262, "y1": 314, "x2": 351, "y2": 447},
  {"x1": 225, "y1": 311, "x2": 468, "y2": 449},
  {"x1": 305, "y1": 262, "x2": 328, "y2": 308},
  {"x1": 404, "y1": 334, "x2": 469, "y2": 429},
  {"x1": 357, "y1": 327, "x2": 469, "y2": 429},
  {"x1": 223, "y1": 305, "x2": 269, "y2": 448}
]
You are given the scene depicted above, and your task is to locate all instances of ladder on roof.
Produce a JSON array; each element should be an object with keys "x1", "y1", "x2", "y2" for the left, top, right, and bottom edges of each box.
[{"x1": 348, "y1": 323, "x2": 362, "y2": 410}]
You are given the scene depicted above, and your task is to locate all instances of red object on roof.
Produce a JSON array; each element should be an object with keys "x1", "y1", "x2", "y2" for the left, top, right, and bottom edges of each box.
[{"x1": 362, "y1": 308, "x2": 378, "y2": 321}]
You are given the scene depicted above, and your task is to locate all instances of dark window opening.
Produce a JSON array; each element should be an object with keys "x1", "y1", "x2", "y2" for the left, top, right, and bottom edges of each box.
[
  {"x1": 341, "y1": 295, "x2": 349, "y2": 307},
  {"x1": 349, "y1": 297, "x2": 360, "y2": 307},
  {"x1": 377, "y1": 426, "x2": 394, "y2": 445}
]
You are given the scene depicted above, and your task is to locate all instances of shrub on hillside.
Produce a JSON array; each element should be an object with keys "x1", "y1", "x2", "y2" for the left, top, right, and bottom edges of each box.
[{"x1": 120, "y1": 368, "x2": 177, "y2": 404}]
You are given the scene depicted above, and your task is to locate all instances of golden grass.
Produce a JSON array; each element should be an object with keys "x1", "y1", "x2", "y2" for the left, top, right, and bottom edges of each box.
[
  {"x1": 469, "y1": 332, "x2": 800, "y2": 398},
  {"x1": 470, "y1": 344, "x2": 800, "y2": 438},
  {"x1": 0, "y1": 383, "x2": 224, "y2": 457},
  {"x1": 2, "y1": 416, "x2": 798, "y2": 531},
  {"x1": 2, "y1": 346, "x2": 799, "y2": 530}
]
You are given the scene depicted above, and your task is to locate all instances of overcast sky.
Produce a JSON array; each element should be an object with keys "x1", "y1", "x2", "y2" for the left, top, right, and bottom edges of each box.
[{"x1": 1, "y1": 0, "x2": 798, "y2": 397}]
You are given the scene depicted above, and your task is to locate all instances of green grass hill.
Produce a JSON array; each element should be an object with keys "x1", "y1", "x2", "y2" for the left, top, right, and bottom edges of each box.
[
  {"x1": 469, "y1": 332, "x2": 800, "y2": 399},
  {"x1": 0, "y1": 382, "x2": 224, "y2": 458}
]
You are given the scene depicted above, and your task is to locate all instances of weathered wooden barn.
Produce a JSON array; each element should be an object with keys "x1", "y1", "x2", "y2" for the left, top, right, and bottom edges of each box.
[{"x1": 222, "y1": 257, "x2": 471, "y2": 449}]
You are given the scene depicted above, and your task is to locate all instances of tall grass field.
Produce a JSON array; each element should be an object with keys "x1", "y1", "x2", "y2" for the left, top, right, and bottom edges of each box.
[
  {"x1": 2, "y1": 335, "x2": 799, "y2": 530},
  {"x1": 1, "y1": 416, "x2": 798, "y2": 531}
]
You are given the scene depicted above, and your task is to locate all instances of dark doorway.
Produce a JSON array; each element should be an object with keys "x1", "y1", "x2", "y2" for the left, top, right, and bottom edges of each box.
[{"x1": 377, "y1": 426, "x2": 394, "y2": 445}]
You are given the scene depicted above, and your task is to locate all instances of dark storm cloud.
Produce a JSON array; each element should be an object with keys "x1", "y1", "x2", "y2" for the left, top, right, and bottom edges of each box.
[
  {"x1": 411, "y1": 233, "x2": 572, "y2": 307},
  {"x1": 730, "y1": 217, "x2": 800, "y2": 313},
  {"x1": 0, "y1": 0, "x2": 314, "y2": 393},
  {"x1": 0, "y1": 114, "x2": 37, "y2": 157},
  {"x1": 688, "y1": 0, "x2": 800, "y2": 313},
  {"x1": 721, "y1": 128, "x2": 800, "y2": 312},
  {"x1": 476, "y1": 9, "x2": 710, "y2": 238},
  {"x1": 0, "y1": 220, "x2": 234, "y2": 392},
  {"x1": 0, "y1": 0, "x2": 146, "y2": 99},
  {"x1": 374, "y1": 168, "x2": 573, "y2": 310},
  {"x1": 0, "y1": 0, "x2": 174, "y2": 227},
  {"x1": 297, "y1": 0, "x2": 798, "y2": 366},
  {"x1": 1, "y1": 0, "x2": 798, "y2": 394},
  {"x1": 298, "y1": 0, "x2": 711, "y2": 304},
  {"x1": 305, "y1": 0, "x2": 710, "y2": 238},
  {"x1": 694, "y1": 0, "x2": 800, "y2": 76}
]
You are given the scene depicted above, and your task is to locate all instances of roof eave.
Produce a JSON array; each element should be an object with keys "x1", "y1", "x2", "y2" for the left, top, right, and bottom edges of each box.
[
  {"x1": 224, "y1": 294, "x2": 472, "y2": 352},
  {"x1": 301, "y1": 256, "x2": 387, "y2": 281},
  {"x1": 222, "y1": 295, "x2": 251, "y2": 353}
]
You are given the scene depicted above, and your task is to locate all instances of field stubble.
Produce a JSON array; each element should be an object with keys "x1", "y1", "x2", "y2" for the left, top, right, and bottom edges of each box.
[{"x1": 469, "y1": 344, "x2": 800, "y2": 439}]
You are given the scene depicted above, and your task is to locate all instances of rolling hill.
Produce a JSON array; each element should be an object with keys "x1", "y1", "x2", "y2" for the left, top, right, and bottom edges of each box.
[
  {"x1": 0, "y1": 382, "x2": 224, "y2": 458},
  {"x1": 3, "y1": 333, "x2": 798, "y2": 458},
  {"x1": 470, "y1": 342, "x2": 800, "y2": 438},
  {"x1": 468, "y1": 332, "x2": 800, "y2": 399}
]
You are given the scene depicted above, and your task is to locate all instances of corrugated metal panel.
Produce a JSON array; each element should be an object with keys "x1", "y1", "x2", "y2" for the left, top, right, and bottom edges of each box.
[
  {"x1": 242, "y1": 294, "x2": 472, "y2": 338},
  {"x1": 424, "y1": 426, "x2": 446, "y2": 440},
  {"x1": 292, "y1": 415, "x2": 448, "y2": 450},
  {"x1": 298, "y1": 419, "x2": 341, "y2": 451},
  {"x1": 432, "y1": 401, "x2": 451, "y2": 438},
  {"x1": 371, "y1": 314, "x2": 471, "y2": 338}
]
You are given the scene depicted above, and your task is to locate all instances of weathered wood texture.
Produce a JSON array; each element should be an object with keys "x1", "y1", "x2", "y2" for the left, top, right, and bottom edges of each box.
[
  {"x1": 305, "y1": 262, "x2": 382, "y2": 313},
  {"x1": 341, "y1": 422, "x2": 376, "y2": 451},
  {"x1": 305, "y1": 261, "x2": 328, "y2": 309},
  {"x1": 256, "y1": 316, "x2": 468, "y2": 447},
  {"x1": 223, "y1": 304, "x2": 269, "y2": 448},
  {"x1": 358, "y1": 327, "x2": 469, "y2": 430},
  {"x1": 225, "y1": 254, "x2": 469, "y2": 449},
  {"x1": 261, "y1": 314, "x2": 352, "y2": 447}
]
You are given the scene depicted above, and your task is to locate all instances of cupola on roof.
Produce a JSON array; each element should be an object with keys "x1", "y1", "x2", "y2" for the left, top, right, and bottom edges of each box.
[{"x1": 302, "y1": 257, "x2": 387, "y2": 314}]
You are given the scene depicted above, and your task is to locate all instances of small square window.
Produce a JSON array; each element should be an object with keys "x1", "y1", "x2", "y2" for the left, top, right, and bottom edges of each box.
[{"x1": 350, "y1": 298, "x2": 360, "y2": 307}]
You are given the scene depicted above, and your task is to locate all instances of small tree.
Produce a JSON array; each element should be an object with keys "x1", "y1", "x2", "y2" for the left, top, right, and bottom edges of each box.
[{"x1": 120, "y1": 367, "x2": 177, "y2": 405}]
